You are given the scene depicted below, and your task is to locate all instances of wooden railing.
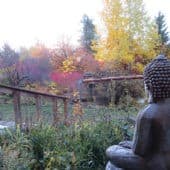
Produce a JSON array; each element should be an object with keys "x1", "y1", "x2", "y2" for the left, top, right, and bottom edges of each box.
[
  {"x1": 0, "y1": 75, "x2": 144, "y2": 127},
  {"x1": 0, "y1": 84, "x2": 69, "y2": 127},
  {"x1": 83, "y1": 75, "x2": 143, "y2": 83}
]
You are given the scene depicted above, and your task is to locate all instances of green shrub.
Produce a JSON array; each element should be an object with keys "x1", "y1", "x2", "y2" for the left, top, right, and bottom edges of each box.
[
  {"x1": 0, "y1": 126, "x2": 32, "y2": 169},
  {"x1": 29, "y1": 124, "x2": 57, "y2": 169},
  {"x1": 0, "y1": 115, "x2": 134, "y2": 169},
  {"x1": 73, "y1": 121, "x2": 124, "y2": 169}
]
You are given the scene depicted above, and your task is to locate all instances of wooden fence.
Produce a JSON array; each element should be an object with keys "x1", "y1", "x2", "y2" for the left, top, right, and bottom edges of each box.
[
  {"x1": 81, "y1": 74, "x2": 144, "y2": 104},
  {"x1": 0, "y1": 84, "x2": 69, "y2": 127},
  {"x1": 83, "y1": 75, "x2": 143, "y2": 83},
  {"x1": 0, "y1": 75, "x2": 144, "y2": 127}
]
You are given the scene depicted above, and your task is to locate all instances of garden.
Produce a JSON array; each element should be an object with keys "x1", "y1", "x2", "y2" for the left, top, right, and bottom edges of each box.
[
  {"x1": 0, "y1": 98, "x2": 141, "y2": 170},
  {"x1": 0, "y1": 0, "x2": 169, "y2": 169}
]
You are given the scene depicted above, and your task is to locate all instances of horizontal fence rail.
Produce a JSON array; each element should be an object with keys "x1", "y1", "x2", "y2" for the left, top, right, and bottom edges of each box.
[
  {"x1": 83, "y1": 75, "x2": 143, "y2": 83},
  {"x1": 0, "y1": 84, "x2": 69, "y2": 99},
  {"x1": 0, "y1": 84, "x2": 70, "y2": 127}
]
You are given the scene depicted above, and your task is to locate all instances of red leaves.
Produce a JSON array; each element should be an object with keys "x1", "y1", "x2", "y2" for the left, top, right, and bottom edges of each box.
[{"x1": 50, "y1": 71, "x2": 82, "y2": 90}]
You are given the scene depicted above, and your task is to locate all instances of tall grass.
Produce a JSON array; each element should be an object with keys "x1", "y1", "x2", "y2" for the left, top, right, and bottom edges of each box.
[{"x1": 0, "y1": 105, "x2": 135, "y2": 170}]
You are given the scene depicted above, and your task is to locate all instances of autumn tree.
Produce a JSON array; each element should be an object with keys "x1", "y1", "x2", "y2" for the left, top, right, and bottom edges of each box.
[
  {"x1": 21, "y1": 44, "x2": 51, "y2": 84},
  {"x1": 19, "y1": 47, "x2": 30, "y2": 61},
  {"x1": 80, "y1": 14, "x2": 98, "y2": 52},
  {"x1": 0, "y1": 44, "x2": 25, "y2": 86},
  {"x1": 29, "y1": 43, "x2": 50, "y2": 58},
  {"x1": 74, "y1": 47, "x2": 100, "y2": 73},
  {"x1": 17, "y1": 44, "x2": 52, "y2": 85},
  {"x1": 125, "y1": 0, "x2": 160, "y2": 72},
  {"x1": 21, "y1": 57, "x2": 51, "y2": 84},
  {"x1": 92, "y1": 0, "x2": 161, "y2": 104},
  {"x1": 50, "y1": 40, "x2": 77, "y2": 73},
  {"x1": 94, "y1": 0, "x2": 160, "y2": 73}
]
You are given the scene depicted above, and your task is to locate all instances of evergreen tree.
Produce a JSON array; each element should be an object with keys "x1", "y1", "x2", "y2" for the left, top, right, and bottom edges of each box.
[
  {"x1": 80, "y1": 14, "x2": 97, "y2": 52},
  {"x1": 156, "y1": 12, "x2": 169, "y2": 45}
]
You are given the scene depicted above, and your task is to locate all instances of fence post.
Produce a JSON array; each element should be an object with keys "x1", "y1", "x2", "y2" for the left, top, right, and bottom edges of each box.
[
  {"x1": 64, "y1": 99, "x2": 68, "y2": 120},
  {"x1": 52, "y1": 98, "x2": 58, "y2": 124},
  {"x1": 13, "y1": 90, "x2": 22, "y2": 127},
  {"x1": 35, "y1": 95, "x2": 41, "y2": 122}
]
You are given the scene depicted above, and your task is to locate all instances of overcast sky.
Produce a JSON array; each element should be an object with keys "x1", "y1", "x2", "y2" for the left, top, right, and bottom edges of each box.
[{"x1": 0, "y1": 0, "x2": 169, "y2": 49}]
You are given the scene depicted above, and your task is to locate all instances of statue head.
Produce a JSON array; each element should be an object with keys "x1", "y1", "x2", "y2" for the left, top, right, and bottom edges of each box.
[{"x1": 144, "y1": 54, "x2": 170, "y2": 103}]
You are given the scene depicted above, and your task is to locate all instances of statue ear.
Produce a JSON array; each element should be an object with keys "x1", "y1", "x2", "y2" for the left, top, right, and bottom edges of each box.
[
  {"x1": 144, "y1": 82, "x2": 153, "y2": 103},
  {"x1": 144, "y1": 82, "x2": 151, "y2": 93},
  {"x1": 148, "y1": 89, "x2": 154, "y2": 103}
]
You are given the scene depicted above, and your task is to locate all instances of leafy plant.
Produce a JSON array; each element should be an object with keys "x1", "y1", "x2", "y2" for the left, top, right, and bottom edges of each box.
[
  {"x1": 0, "y1": 126, "x2": 32, "y2": 169},
  {"x1": 0, "y1": 105, "x2": 136, "y2": 170}
]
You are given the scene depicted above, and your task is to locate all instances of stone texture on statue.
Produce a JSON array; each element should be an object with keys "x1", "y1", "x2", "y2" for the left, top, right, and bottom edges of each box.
[
  {"x1": 106, "y1": 161, "x2": 123, "y2": 170},
  {"x1": 106, "y1": 145, "x2": 146, "y2": 169},
  {"x1": 106, "y1": 55, "x2": 170, "y2": 170}
]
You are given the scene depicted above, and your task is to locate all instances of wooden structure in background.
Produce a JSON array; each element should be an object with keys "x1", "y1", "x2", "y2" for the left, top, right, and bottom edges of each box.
[
  {"x1": 0, "y1": 84, "x2": 69, "y2": 127},
  {"x1": 81, "y1": 75, "x2": 144, "y2": 104},
  {"x1": 83, "y1": 75, "x2": 143, "y2": 83}
]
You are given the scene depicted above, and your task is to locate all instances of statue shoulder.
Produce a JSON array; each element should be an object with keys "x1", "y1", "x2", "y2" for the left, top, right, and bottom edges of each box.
[{"x1": 138, "y1": 105, "x2": 154, "y2": 120}]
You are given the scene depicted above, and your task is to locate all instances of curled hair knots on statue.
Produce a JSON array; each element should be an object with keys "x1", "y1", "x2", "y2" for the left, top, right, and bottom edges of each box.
[{"x1": 144, "y1": 55, "x2": 170, "y2": 101}]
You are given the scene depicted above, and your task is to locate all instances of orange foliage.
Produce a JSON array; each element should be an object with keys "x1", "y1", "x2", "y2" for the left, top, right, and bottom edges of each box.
[{"x1": 29, "y1": 43, "x2": 49, "y2": 58}]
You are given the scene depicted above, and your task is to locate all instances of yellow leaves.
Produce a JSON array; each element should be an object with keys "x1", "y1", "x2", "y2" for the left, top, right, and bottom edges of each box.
[
  {"x1": 73, "y1": 102, "x2": 83, "y2": 116},
  {"x1": 61, "y1": 57, "x2": 76, "y2": 72},
  {"x1": 121, "y1": 54, "x2": 134, "y2": 65},
  {"x1": 94, "y1": 0, "x2": 130, "y2": 66},
  {"x1": 133, "y1": 62, "x2": 144, "y2": 73},
  {"x1": 93, "y1": 0, "x2": 160, "y2": 72},
  {"x1": 48, "y1": 82, "x2": 59, "y2": 94},
  {"x1": 46, "y1": 156, "x2": 55, "y2": 169}
]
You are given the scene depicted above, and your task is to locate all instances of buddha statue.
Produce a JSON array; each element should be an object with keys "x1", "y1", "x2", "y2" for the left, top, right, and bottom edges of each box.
[{"x1": 106, "y1": 55, "x2": 170, "y2": 170}]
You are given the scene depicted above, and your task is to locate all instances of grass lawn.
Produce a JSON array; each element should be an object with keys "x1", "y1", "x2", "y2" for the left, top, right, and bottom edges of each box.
[{"x1": 0, "y1": 95, "x2": 143, "y2": 123}]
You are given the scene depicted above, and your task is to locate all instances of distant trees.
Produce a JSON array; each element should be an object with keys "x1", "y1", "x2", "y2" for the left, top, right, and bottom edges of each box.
[
  {"x1": 17, "y1": 43, "x2": 52, "y2": 85},
  {"x1": 50, "y1": 41, "x2": 75, "y2": 72},
  {"x1": 0, "y1": 43, "x2": 52, "y2": 87},
  {"x1": 49, "y1": 39, "x2": 100, "y2": 93},
  {"x1": 0, "y1": 38, "x2": 100, "y2": 95},
  {"x1": 80, "y1": 14, "x2": 98, "y2": 52},
  {"x1": 0, "y1": 44, "x2": 25, "y2": 86},
  {"x1": 90, "y1": 0, "x2": 163, "y2": 104},
  {"x1": 74, "y1": 47, "x2": 99, "y2": 72},
  {"x1": 93, "y1": 0, "x2": 160, "y2": 73},
  {"x1": 27, "y1": 43, "x2": 51, "y2": 83},
  {"x1": 0, "y1": 1, "x2": 169, "y2": 101},
  {"x1": 0, "y1": 44, "x2": 19, "y2": 67},
  {"x1": 156, "y1": 12, "x2": 169, "y2": 45},
  {"x1": 155, "y1": 12, "x2": 170, "y2": 54},
  {"x1": 21, "y1": 57, "x2": 51, "y2": 84}
]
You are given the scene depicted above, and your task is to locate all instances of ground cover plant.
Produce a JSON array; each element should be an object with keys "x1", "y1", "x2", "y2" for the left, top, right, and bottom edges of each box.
[{"x1": 0, "y1": 103, "x2": 137, "y2": 170}]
